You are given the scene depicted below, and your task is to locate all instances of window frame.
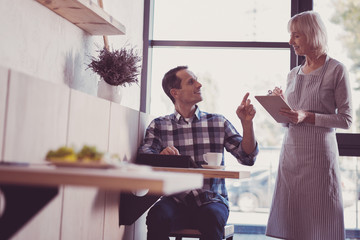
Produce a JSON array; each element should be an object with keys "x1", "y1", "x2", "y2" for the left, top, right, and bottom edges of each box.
[
  {"x1": 140, "y1": 0, "x2": 313, "y2": 113},
  {"x1": 140, "y1": 0, "x2": 360, "y2": 237}
]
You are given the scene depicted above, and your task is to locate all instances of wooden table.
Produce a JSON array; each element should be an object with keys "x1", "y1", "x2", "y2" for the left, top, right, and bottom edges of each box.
[
  {"x1": 0, "y1": 163, "x2": 203, "y2": 239},
  {"x1": 0, "y1": 164, "x2": 203, "y2": 194},
  {"x1": 152, "y1": 167, "x2": 250, "y2": 179}
]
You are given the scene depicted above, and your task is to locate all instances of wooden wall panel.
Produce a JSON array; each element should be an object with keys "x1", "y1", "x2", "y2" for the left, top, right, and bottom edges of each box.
[
  {"x1": 61, "y1": 89, "x2": 110, "y2": 240},
  {"x1": 106, "y1": 103, "x2": 141, "y2": 240},
  {"x1": 132, "y1": 112, "x2": 157, "y2": 240},
  {"x1": 134, "y1": 210, "x2": 148, "y2": 240},
  {"x1": 0, "y1": 67, "x2": 7, "y2": 233},
  {"x1": 103, "y1": 192, "x2": 126, "y2": 240},
  {"x1": 4, "y1": 70, "x2": 69, "y2": 163},
  {"x1": 66, "y1": 89, "x2": 110, "y2": 151},
  {"x1": 3, "y1": 70, "x2": 68, "y2": 239},
  {"x1": 137, "y1": 112, "x2": 156, "y2": 147},
  {"x1": 0, "y1": 66, "x2": 8, "y2": 161},
  {"x1": 11, "y1": 188, "x2": 63, "y2": 240},
  {"x1": 108, "y1": 103, "x2": 140, "y2": 163},
  {"x1": 61, "y1": 187, "x2": 106, "y2": 240}
]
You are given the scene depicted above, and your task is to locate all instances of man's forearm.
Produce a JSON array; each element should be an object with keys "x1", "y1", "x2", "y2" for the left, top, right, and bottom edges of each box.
[{"x1": 240, "y1": 121, "x2": 257, "y2": 154}]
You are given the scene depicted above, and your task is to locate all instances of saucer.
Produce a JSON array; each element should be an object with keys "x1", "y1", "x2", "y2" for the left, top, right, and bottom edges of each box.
[{"x1": 201, "y1": 165, "x2": 225, "y2": 170}]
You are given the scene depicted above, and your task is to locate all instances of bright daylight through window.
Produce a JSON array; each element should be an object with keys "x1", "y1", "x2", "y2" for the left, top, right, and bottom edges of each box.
[
  {"x1": 145, "y1": 0, "x2": 360, "y2": 237},
  {"x1": 315, "y1": 0, "x2": 360, "y2": 232}
]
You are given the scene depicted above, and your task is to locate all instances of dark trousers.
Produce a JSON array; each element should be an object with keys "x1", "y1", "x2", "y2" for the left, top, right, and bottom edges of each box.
[{"x1": 146, "y1": 196, "x2": 229, "y2": 240}]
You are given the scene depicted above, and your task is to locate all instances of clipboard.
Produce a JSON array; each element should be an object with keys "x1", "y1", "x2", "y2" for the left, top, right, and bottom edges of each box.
[{"x1": 255, "y1": 95, "x2": 292, "y2": 123}]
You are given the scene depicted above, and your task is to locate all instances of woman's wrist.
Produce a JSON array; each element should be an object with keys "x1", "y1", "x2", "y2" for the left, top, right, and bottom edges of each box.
[{"x1": 305, "y1": 112, "x2": 315, "y2": 124}]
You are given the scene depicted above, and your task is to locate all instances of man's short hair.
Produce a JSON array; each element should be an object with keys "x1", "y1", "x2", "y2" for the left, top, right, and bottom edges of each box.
[{"x1": 162, "y1": 66, "x2": 188, "y2": 103}]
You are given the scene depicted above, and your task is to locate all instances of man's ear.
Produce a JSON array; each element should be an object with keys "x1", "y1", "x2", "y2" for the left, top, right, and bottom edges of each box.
[{"x1": 170, "y1": 88, "x2": 178, "y2": 100}]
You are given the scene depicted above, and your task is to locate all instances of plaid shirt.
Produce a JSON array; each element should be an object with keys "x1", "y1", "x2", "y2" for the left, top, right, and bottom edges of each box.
[{"x1": 138, "y1": 106, "x2": 259, "y2": 208}]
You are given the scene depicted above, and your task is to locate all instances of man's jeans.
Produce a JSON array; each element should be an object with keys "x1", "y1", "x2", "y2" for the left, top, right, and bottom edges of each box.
[{"x1": 146, "y1": 196, "x2": 229, "y2": 240}]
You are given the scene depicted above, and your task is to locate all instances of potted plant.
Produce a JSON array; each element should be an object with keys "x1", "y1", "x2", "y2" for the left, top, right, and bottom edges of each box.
[{"x1": 88, "y1": 45, "x2": 141, "y2": 103}]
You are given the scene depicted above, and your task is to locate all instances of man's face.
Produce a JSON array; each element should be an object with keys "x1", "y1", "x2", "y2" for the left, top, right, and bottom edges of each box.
[{"x1": 173, "y1": 69, "x2": 203, "y2": 105}]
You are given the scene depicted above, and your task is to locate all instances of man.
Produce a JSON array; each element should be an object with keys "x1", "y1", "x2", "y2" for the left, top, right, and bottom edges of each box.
[{"x1": 138, "y1": 66, "x2": 258, "y2": 240}]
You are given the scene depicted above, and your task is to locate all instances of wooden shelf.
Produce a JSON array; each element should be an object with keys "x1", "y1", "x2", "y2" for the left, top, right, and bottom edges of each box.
[{"x1": 36, "y1": 0, "x2": 126, "y2": 35}]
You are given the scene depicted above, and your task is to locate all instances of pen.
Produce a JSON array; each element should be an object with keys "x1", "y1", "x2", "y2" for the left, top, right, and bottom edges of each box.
[{"x1": 268, "y1": 86, "x2": 282, "y2": 95}]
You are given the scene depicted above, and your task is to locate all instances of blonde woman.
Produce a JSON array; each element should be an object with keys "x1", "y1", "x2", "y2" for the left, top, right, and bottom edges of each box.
[{"x1": 266, "y1": 11, "x2": 352, "y2": 240}]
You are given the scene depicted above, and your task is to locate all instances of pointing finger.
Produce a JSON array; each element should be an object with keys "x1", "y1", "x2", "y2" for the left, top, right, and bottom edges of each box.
[{"x1": 241, "y1": 92, "x2": 250, "y2": 105}]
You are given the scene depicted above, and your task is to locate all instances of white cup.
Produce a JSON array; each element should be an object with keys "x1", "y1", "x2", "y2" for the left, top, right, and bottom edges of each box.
[{"x1": 203, "y1": 152, "x2": 222, "y2": 166}]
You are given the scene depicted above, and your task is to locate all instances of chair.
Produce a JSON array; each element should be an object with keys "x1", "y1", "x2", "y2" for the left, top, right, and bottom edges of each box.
[{"x1": 168, "y1": 224, "x2": 234, "y2": 240}]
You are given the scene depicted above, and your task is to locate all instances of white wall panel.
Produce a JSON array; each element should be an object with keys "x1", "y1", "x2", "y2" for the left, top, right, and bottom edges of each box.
[
  {"x1": 138, "y1": 112, "x2": 156, "y2": 147},
  {"x1": 0, "y1": 66, "x2": 8, "y2": 161},
  {"x1": 67, "y1": 89, "x2": 110, "y2": 151},
  {"x1": 0, "y1": 66, "x2": 8, "y2": 236},
  {"x1": 132, "y1": 112, "x2": 158, "y2": 240},
  {"x1": 2, "y1": 70, "x2": 67, "y2": 239},
  {"x1": 4, "y1": 70, "x2": 69, "y2": 163},
  {"x1": 11, "y1": 188, "x2": 63, "y2": 240},
  {"x1": 107, "y1": 104, "x2": 140, "y2": 240},
  {"x1": 103, "y1": 192, "x2": 126, "y2": 240},
  {"x1": 108, "y1": 104, "x2": 140, "y2": 163},
  {"x1": 62, "y1": 89, "x2": 111, "y2": 240},
  {"x1": 61, "y1": 187, "x2": 106, "y2": 240}
]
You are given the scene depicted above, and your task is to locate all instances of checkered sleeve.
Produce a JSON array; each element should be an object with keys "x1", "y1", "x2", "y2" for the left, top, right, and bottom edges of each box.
[
  {"x1": 138, "y1": 119, "x2": 163, "y2": 154},
  {"x1": 223, "y1": 119, "x2": 259, "y2": 166}
]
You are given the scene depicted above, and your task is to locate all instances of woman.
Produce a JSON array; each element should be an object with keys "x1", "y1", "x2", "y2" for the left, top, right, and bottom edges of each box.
[{"x1": 266, "y1": 11, "x2": 352, "y2": 240}]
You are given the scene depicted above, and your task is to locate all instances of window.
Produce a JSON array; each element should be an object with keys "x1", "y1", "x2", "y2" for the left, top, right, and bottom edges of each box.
[
  {"x1": 142, "y1": 0, "x2": 360, "y2": 237},
  {"x1": 315, "y1": 0, "x2": 360, "y2": 234},
  {"x1": 143, "y1": 1, "x2": 292, "y2": 236},
  {"x1": 152, "y1": 0, "x2": 290, "y2": 42}
]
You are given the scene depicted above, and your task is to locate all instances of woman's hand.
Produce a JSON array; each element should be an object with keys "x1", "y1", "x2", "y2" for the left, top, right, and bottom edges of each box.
[
  {"x1": 279, "y1": 109, "x2": 315, "y2": 124},
  {"x1": 269, "y1": 87, "x2": 284, "y2": 99}
]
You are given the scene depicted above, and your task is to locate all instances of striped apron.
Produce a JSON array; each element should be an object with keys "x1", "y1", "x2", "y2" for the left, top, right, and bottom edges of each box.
[{"x1": 266, "y1": 58, "x2": 345, "y2": 240}]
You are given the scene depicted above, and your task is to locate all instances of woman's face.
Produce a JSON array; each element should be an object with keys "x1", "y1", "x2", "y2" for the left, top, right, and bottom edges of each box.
[{"x1": 289, "y1": 29, "x2": 310, "y2": 56}]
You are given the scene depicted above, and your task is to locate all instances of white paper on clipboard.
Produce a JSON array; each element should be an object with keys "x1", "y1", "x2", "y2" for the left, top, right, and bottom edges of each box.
[{"x1": 255, "y1": 95, "x2": 292, "y2": 123}]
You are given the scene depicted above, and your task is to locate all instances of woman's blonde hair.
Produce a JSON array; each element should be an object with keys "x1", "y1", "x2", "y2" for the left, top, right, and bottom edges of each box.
[{"x1": 288, "y1": 11, "x2": 328, "y2": 55}]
